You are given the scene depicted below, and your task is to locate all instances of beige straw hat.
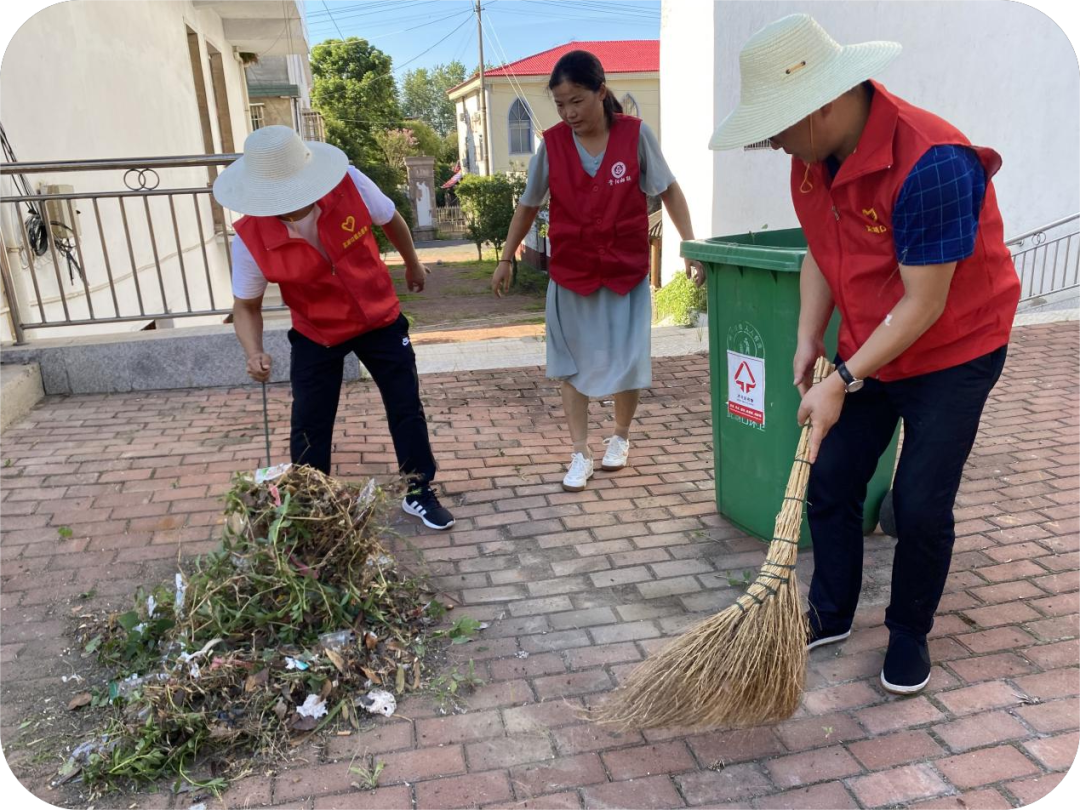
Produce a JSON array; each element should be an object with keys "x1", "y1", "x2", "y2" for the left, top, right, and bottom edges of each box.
[
  {"x1": 213, "y1": 126, "x2": 349, "y2": 217},
  {"x1": 709, "y1": 14, "x2": 901, "y2": 151}
]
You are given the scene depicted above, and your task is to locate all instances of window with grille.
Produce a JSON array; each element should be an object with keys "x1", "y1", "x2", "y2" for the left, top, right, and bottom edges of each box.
[
  {"x1": 621, "y1": 93, "x2": 640, "y2": 118},
  {"x1": 508, "y1": 99, "x2": 533, "y2": 154},
  {"x1": 250, "y1": 103, "x2": 266, "y2": 131}
]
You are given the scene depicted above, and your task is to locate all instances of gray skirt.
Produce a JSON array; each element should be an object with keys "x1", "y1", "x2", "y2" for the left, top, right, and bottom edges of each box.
[{"x1": 545, "y1": 275, "x2": 652, "y2": 397}]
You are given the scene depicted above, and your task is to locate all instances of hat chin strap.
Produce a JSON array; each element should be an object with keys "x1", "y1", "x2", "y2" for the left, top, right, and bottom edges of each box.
[{"x1": 799, "y1": 115, "x2": 815, "y2": 194}]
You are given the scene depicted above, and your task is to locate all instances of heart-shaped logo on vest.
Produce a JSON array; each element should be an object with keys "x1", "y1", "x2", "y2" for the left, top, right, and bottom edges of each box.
[{"x1": 341, "y1": 216, "x2": 356, "y2": 232}]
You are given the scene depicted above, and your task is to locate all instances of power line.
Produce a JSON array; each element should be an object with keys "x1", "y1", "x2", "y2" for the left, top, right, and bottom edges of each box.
[
  {"x1": 487, "y1": 6, "x2": 658, "y2": 26},
  {"x1": 310, "y1": 8, "x2": 474, "y2": 51},
  {"x1": 481, "y1": 15, "x2": 542, "y2": 136},
  {"x1": 307, "y1": 3, "x2": 457, "y2": 31},
  {"x1": 449, "y1": 19, "x2": 476, "y2": 64},
  {"x1": 526, "y1": 0, "x2": 660, "y2": 18},
  {"x1": 321, "y1": 1, "x2": 345, "y2": 38},
  {"x1": 306, "y1": 0, "x2": 432, "y2": 20},
  {"x1": 320, "y1": 9, "x2": 477, "y2": 98},
  {"x1": 389, "y1": 10, "x2": 477, "y2": 69}
]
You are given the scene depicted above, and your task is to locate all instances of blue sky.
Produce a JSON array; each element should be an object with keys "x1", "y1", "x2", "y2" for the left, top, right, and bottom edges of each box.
[{"x1": 302, "y1": 0, "x2": 661, "y2": 76}]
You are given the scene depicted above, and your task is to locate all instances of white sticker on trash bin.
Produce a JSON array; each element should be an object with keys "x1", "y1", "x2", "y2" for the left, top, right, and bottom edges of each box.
[{"x1": 727, "y1": 350, "x2": 765, "y2": 426}]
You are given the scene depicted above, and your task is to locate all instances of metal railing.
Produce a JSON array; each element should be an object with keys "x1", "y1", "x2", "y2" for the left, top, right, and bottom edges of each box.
[
  {"x1": 0, "y1": 154, "x2": 286, "y2": 344},
  {"x1": 1006, "y1": 213, "x2": 1079, "y2": 302},
  {"x1": 434, "y1": 203, "x2": 468, "y2": 238},
  {"x1": 301, "y1": 110, "x2": 326, "y2": 143}
]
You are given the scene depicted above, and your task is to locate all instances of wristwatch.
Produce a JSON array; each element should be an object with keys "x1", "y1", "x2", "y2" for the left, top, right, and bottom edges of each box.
[{"x1": 836, "y1": 361, "x2": 864, "y2": 393}]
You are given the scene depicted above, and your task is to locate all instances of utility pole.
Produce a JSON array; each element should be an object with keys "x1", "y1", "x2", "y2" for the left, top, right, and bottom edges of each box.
[{"x1": 475, "y1": 0, "x2": 489, "y2": 176}]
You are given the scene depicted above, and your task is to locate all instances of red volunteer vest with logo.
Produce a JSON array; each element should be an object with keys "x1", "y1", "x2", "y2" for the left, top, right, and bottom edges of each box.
[
  {"x1": 790, "y1": 81, "x2": 1019, "y2": 381},
  {"x1": 235, "y1": 175, "x2": 400, "y2": 347},
  {"x1": 545, "y1": 114, "x2": 650, "y2": 296}
]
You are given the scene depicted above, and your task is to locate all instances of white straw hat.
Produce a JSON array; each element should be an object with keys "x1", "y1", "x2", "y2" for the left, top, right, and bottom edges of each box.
[
  {"x1": 709, "y1": 14, "x2": 901, "y2": 151},
  {"x1": 213, "y1": 126, "x2": 350, "y2": 216}
]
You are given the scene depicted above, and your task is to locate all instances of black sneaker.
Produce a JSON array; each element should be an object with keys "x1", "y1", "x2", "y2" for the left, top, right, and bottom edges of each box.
[
  {"x1": 402, "y1": 486, "x2": 455, "y2": 531},
  {"x1": 881, "y1": 633, "x2": 932, "y2": 695},
  {"x1": 806, "y1": 612, "x2": 852, "y2": 651}
]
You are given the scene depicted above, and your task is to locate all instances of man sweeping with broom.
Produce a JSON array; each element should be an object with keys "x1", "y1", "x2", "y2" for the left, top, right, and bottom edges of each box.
[
  {"x1": 708, "y1": 14, "x2": 1019, "y2": 696},
  {"x1": 214, "y1": 126, "x2": 455, "y2": 532},
  {"x1": 594, "y1": 14, "x2": 1018, "y2": 730}
]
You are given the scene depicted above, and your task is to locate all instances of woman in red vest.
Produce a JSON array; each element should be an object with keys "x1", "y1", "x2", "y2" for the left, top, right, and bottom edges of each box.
[
  {"x1": 213, "y1": 126, "x2": 454, "y2": 531},
  {"x1": 493, "y1": 51, "x2": 702, "y2": 492},
  {"x1": 711, "y1": 15, "x2": 1020, "y2": 695}
]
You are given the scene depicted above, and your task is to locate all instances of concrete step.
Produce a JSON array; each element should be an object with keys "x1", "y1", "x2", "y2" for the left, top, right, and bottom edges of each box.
[{"x1": 0, "y1": 363, "x2": 44, "y2": 431}]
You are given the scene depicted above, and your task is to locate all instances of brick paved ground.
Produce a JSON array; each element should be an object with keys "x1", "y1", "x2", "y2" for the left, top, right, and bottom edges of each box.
[{"x1": 1, "y1": 321, "x2": 1077, "y2": 809}]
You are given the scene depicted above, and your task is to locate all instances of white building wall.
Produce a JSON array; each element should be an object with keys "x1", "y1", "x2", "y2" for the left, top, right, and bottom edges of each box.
[
  {"x1": 660, "y1": 0, "x2": 1080, "y2": 283},
  {"x1": 659, "y1": 0, "x2": 719, "y2": 284},
  {"x1": 0, "y1": 1, "x2": 256, "y2": 342}
]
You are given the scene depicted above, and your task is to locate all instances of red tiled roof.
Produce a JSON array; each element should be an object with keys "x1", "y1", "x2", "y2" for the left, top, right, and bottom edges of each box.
[{"x1": 449, "y1": 40, "x2": 658, "y2": 93}]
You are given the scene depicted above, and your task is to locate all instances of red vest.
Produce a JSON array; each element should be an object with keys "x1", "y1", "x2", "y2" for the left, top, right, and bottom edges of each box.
[
  {"x1": 790, "y1": 81, "x2": 1019, "y2": 381},
  {"x1": 235, "y1": 175, "x2": 400, "y2": 347},
  {"x1": 545, "y1": 114, "x2": 650, "y2": 296}
]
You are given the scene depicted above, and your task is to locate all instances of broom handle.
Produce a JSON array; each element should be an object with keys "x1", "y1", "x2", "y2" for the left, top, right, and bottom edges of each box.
[
  {"x1": 787, "y1": 356, "x2": 835, "y2": 492},
  {"x1": 261, "y1": 381, "x2": 272, "y2": 468}
]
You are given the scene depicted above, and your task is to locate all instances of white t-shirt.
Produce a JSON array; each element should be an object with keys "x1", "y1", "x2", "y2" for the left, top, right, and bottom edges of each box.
[{"x1": 230, "y1": 166, "x2": 396, "y2": 300}]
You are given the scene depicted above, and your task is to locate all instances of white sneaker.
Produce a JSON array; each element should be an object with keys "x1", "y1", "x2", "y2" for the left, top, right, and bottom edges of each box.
[
  {"x1": 601, "y1": 436, "x2": 630, "y2": 471},
  {"x1": 562, "y1": 452, "x2": 594, "y2": 491}
]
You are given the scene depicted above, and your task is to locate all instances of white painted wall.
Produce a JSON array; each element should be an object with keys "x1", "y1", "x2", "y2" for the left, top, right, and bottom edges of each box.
[
  {"x1": 0, "y1": 1, "x2": 261, "y2": 342},
  {"x1": 660, "y1": 0, "x2": 1080, "y2": 282},
  {"x1": 659, "y1": 0, "x2": 719, "y2": 283}
]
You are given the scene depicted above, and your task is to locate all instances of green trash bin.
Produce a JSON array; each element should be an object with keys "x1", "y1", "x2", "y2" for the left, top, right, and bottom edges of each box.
[{"x1": 681, "y1": 228, "x2": 899, "y2": 547}]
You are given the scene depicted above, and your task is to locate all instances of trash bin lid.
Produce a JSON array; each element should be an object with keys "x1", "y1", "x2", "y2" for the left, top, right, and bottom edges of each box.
[{"x1": 681, "y1": 228, "x2": 807, "y2": 273}]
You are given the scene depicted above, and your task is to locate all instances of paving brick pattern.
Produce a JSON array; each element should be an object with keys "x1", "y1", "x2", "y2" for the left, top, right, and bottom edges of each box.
[{"x1": 1, "y1": 322, "x2": 1077, "y2": 808}]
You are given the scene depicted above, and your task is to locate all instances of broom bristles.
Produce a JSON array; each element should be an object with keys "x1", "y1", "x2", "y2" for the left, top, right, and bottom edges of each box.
[{"x1": 591, "y1": 358, "x2": 831, "y2": 731}]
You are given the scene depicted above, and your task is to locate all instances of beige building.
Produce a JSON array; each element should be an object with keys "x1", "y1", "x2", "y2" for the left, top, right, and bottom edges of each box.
[
  {"x1": 247, "y1": 54, "x2": 326, "y2": 142},
  {"x1": 447, "y1": 40, "x2": 660, "y2": 177}
]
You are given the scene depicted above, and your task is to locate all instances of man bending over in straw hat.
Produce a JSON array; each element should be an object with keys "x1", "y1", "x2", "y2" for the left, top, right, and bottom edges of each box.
[
  {"x1": 710, "y1": 15, "x2": 1019, "y2": 695},
  {"x1": 214, "y1": 126, "x2": 454, "y2": 531}
]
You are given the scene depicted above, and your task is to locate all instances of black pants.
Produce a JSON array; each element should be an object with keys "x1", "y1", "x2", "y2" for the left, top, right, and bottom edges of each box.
[
  {"x1": 288, "y1": 314, "x2": 437, "y2": 486},
  {"x1": 807, "y1": 346, "x2": 1008, "y2": 641}
]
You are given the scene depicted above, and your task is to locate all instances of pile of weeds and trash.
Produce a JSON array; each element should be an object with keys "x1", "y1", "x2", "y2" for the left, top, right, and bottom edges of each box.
[{"x1": 62, "y1": 464, "x2": 456, "y2": 797}]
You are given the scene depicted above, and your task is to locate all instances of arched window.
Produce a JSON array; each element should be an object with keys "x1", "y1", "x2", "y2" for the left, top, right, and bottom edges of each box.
[
  {"x1": 508, "y1": 99, "x2": 533, "y2": 154},
  {"x1": 621, "y1": 93, "x2": 640, "y2": 118}
]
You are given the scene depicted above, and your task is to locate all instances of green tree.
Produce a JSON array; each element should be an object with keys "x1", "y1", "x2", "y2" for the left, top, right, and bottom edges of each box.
[
  {"x1": 375, "y1": 128, "x2": 420, "y2": 171},
  {"x1": 399, "y1": 61, "x2": 467, "y2": 136},
  {"x1": 310, "y1": 38, "x2": 410, "y2": 253},
  {"x1": 404, "y1": 119, "x2": 443, "y2": 162},
  {"x1": 455, "y1": 173, "x2": 526, "y2": 261},
  {"x1": 312, "y1": 38, "x2": 402, "y2": 162}
]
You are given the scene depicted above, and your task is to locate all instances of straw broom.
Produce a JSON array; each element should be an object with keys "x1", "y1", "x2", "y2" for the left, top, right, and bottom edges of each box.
[{"x1": 591, "y1": 357, "x2": 832, "y2": 730}]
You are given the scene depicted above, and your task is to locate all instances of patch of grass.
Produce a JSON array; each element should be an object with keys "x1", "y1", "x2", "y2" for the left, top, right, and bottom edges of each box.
[
  {"x1": 726, "y1": 570, "x2": 754, "y2": 590},
  {"x1": 460, "y1": 260, "x2": 500, "y2": 280},
  {"x1": 349, "y1": 756, "x2": 386, "y2": 791},
  {"x1": 438, "y1": 616, "x2": 483, "y2": 644},
  {"x1": 57, "y1": 526, "x2": 73, "y2": 539},
  {"x1": 3, "y1": 458, "x2": 12, "y2": 468},
  {"x1": 430, "y1": 660, "x2": 484, "y2": 713},
  {"x1": 513, "y1": 262, "x2": 549, "y2": 296},
  {"x1": 654, "y1": 272, "x2": 707, "y2": 326},
  {"x1": 397, "y1": 293, "x2": 421, "y2": 303},
  {"x1": 443, "y1": 285, "x2": 489, "y2": 297},
  {"x1": 523, "y1": 301, "x2": 546, "y2": 312}
]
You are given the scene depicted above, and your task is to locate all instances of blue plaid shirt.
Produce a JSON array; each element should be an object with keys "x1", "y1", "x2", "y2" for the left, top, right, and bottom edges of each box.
[
  {"x1": 892, "y1": 145, "x2": 987, "y2": 266},
  {"x1": 826, "y1": 144, "x2": 987, "y2": 267}
]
